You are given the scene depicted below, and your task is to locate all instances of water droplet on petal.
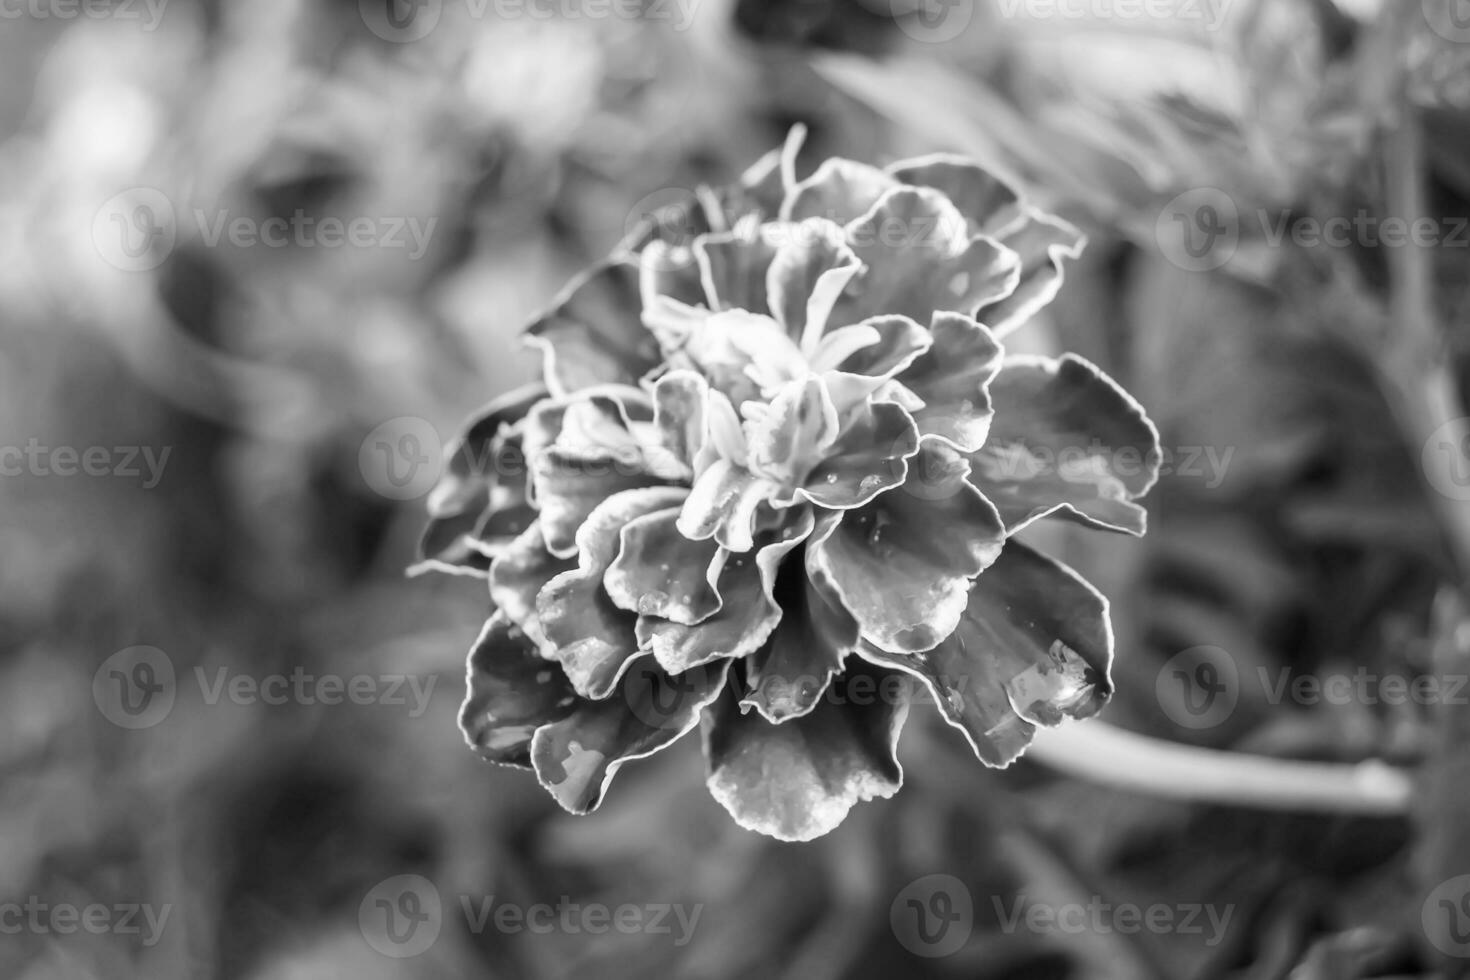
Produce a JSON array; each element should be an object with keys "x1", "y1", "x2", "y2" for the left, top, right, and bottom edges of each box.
[
  {"x1": 859, "y1": 474, "x2": 884, "y2": 494},
  {"x1": 825, "y1": 472, "x2": 839, "y2": 484},
  {"x1": 637, "y1": 591, "x2": 670, "y2": 615}
]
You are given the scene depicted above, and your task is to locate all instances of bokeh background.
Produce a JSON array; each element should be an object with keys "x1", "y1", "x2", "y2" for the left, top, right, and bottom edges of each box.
[{"x1": 5, "y1": 0, "x2": 1470, "y2": 977}]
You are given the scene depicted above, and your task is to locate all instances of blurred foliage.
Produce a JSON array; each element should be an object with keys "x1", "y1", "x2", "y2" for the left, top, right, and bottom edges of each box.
[{"x1": 4, "y1": 0, "x2": 1470, "y2": 978}]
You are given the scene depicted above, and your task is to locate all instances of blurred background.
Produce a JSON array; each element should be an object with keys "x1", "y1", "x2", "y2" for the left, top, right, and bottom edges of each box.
[{"x1": 5, "y1": 0, "x2": 1470, "y2": 977}]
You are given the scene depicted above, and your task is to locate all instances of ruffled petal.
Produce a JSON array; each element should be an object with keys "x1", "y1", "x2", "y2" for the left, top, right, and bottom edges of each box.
[
  {"x1": 832, "y1": 188, "x2": 1022, "y2": 329},
  {"x1": 896, "y1": 311, "x2": 1003, "y2": 453},
  {"x1": 886, "y1": 155, "x2": 1025, "y2": 238},
  {"x1": 697, "y1": 227, "x2": 779, "y2": 316},
  {"x1": 603, "y1": 507, "x2": 724, "y2": 625},
  {"x1": 531, "y1": 658, "x2": 730, "y2": 814},
  {"x1": 460, "y1": 611, "x2": 579, "y2": 767},
  {"x1": 533, "y1": 448, "x2": 675, "y2": 557},
  {"x1": 967, "y1": 354, "x2": 1159, "y2": 536},
  {"x1": 858, "y1": 540, "x2": 1113, "y2": 767},
  {"x1": 782, "y1": 157, "x2": 899, "y2": 226},
  {"x1": 418, "y1": 383, "x2": 546, "y2": 572},
  {"x1": 525, "y1": 259, "x2": 661, "y2": 396},
  {"x1": 651, "y1": 370, "x2": 709, "y2": 473},
  {"x1": 738, "y1": 556, "x2": 860, "y2": 723},
  {"x1": 638, "y1": 509, "x2": 814, "y2": 673},
  {"x1": 537, "y1": 488, "x2": 690, "y2": 698},
  {"x1": 807, "y1": 441, "x2": 1005, "y2": 653},
  {"x1": 764, "y1": 219, "x2": 862, "y2": 343},
  {"x1": 978, "y1": 208, "x2": 1087, "y2": 337},
  {"x1": 703, "y1": 658, "x2": 908, "y2": 842},
  {"x1": 489, "y1": 523, "x2": 577, "y2": 648},
  {"x1": 818, "y1": 314, "x2": 932, "y2": 380},
  {"x1": 798, "y1": 401, "x2": 919, "y2": 510}
]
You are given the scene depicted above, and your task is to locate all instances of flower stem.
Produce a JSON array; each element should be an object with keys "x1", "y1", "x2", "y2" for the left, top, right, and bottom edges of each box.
[{"x1": 1027, "y1": 721, "x2": 1413, "y2": 816}]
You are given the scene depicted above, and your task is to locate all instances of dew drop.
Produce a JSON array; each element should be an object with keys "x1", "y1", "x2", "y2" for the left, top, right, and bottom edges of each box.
[
  {"x1": 637, "y1": 590, "x2": 670, "y2": 615},
  {"x1": 825, "y1": 472, "x2": 839, "y2": 484},
  {"x1": 858, "y1": 474, "x2": 884, "y2": 494}
]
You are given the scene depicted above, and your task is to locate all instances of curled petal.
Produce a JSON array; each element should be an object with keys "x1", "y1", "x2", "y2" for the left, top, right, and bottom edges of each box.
[
  {"x1": 537, "y1": 488, "x2": 689, "y2": 698},
  {"x1": 532, "y1": 658, "x2": 730, "y2": 814},
  {"x1": 704, "y1": 658, "x2": 908, "y2": 842},
  {"x1": 678, "y1": 458, "x2": 780, "y2": 554},
  {"x1": 897, "y1": 311, "x2": 1003, "y2": 453},
  {"x1": 782, "y1": 157, "x2": 899, "y2": 226},
  {"x1": 489, "y1": 523, "x2": 577, "y2": 649},
  {"x1": 738, "y1": 558, "x2": 860, "y2": 723},
  {"x1": 799, "y1": 401, "x2": 919, "y2": 509},
  {"x1": 639, "y1": 509, "x2": 814, "y2": 674},
  {"x1": 832, "y1": 188, "x2": 1021, "y2": 329},
  {"x1": 808, "y1": 442, "x2": 1005, "y2": 653},
  {"x1": 418, "y1": 383, "x2": 546, "y2": 571},
  {"x1": 525, "y1": 259, "x2": 660, "y2": 396},
  {"x1": 978, "y1": 208, "x2": 1087, "y2": 337},
  {"x1": 858, "y1": 541, "x2": 1113, "y2": 767},
  {"x1": 745, "y1": 376, "x2": 840, "y2": 495},
  {"x1": 968, "y1": 354, "x2": 1160, "y2": 536},
  {"x1": 604, "y1": 507, "x2": 724, "y2": 625},
  {"x1": 460, "y1": 611, "x2": 578, "y2": 767},
  {"x1": 533, "y1": 448, "x2": 676, "y2": 557},
  {"x1": 887, "y1": 155, "x2": 1026, "y2": 239}
]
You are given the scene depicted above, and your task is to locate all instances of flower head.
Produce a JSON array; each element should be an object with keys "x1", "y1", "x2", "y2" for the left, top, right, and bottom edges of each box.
[{"x1": 420, "y1": 128, "x2": 1160, "y2": 841}]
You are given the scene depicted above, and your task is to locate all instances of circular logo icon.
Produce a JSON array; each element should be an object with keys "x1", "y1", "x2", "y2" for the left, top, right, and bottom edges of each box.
[
  {"x1": 360, "y1": 0, "x2": 442, "y2": 42},
  {"x1": 889, "y1": 0, "x2": 974, "y2": 44},
  {"x1": 359, "y1": 417, "x2": 443, "y2": 501},
  {"x1": 1422, "y1": 418, "x2": 1470, "y2": 502},
  {"x1": 1156, "y1": 645, "x2": 1239, "y2": 730},
  {"x1": 623, "y1": 658, "x2": 722, "y2": 731},
  {"x1": 890, "y1": 874, "x2": 973, "y2": 958},
  {"x1": 1423, "y1": 874, "x2": 1470, "y2": 958},
  {"x1": 359, "y1": 874, "x2": 443, "y2": 958},
  {"x1": 1425, "y1": 0, "x2": 1470, "y2": 43},
  {"x1": 93, "y1": 646, "x2": 176, "y2": 730},
  {"x1": 1156, "y1": 187, "x2": 1240, "y2": 272},
  {"x1": 93, "y1": 188, "x2": 177, "y2": 272}
]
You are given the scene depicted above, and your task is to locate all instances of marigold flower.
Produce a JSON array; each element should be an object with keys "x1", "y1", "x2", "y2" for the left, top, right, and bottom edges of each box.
[{"x1": 420, "y1": 128, "x2": 1160, "y2": 841}]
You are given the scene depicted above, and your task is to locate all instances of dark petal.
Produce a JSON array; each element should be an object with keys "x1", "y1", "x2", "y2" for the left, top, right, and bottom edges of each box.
[
  {"x1": 604, "y1": 506, "x2": 724, "y2": 625},
  {"x1": 489, "y1": 523, "x2": 578, "y2": 648},
  {"x1": 697, "y1": 230, "x2": 779, "y2": 316},
  {"x1": 896, "y1": 311, "x2": 1003, "y2": 453},
  {"x1": 460, "y1": 611, "x2": 578, "y2": 768},
  {"x1": 887, "y1": 155, "x2": 1025, "y2": 238},
  {"x1": 831, "y1": 188, "x2": 1022, "y2": 328},
  {"x1": 764, "y1": 219, "x2": 862, "y2": 342},
  {"x1": 739, "y1": 556, "x2": 860, "y2": 723},
  {"x1": 807, "y1": 441, "x2": 1005, "y2": 653},
  {"x1": 799, "y1": 401, "x2": 919, "y2": 510},
  {"x1": 820, "y1": 315, "x2": 932, "y2": 382},
  {"x1": 531, "y1": 657, "x2": 730, "y2": 813},
  {"x1": 858, "y1": 540, "x2": 1113, "y2": 767},
  {"x1": 703, "y1": 658, "x2": 908, "y2": 842},
  {"x1": 968, "y1": 354, "x2": 1159, "y2": 536},
  {"x1": 782, "y1": 157, "x2": 899, "y2": 226},
  {"x1": 639, "y1": 239, "x2": 709, "y2": 309},
  {"x1": 978, "y1": 208, "x2": 1087, "y2": 337},
  {"x1": 419, "y1": 383, "x2": 546, "y2": 570},
  {"x1": 538, "y1": 488, "x2": 689, "y2": 698},
  {"x1": 639, "y1": 509, "x2": 813, "y2": 673},
  {"x1": 524, "y1": 259, "x2": 661, "y2": 396}
]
